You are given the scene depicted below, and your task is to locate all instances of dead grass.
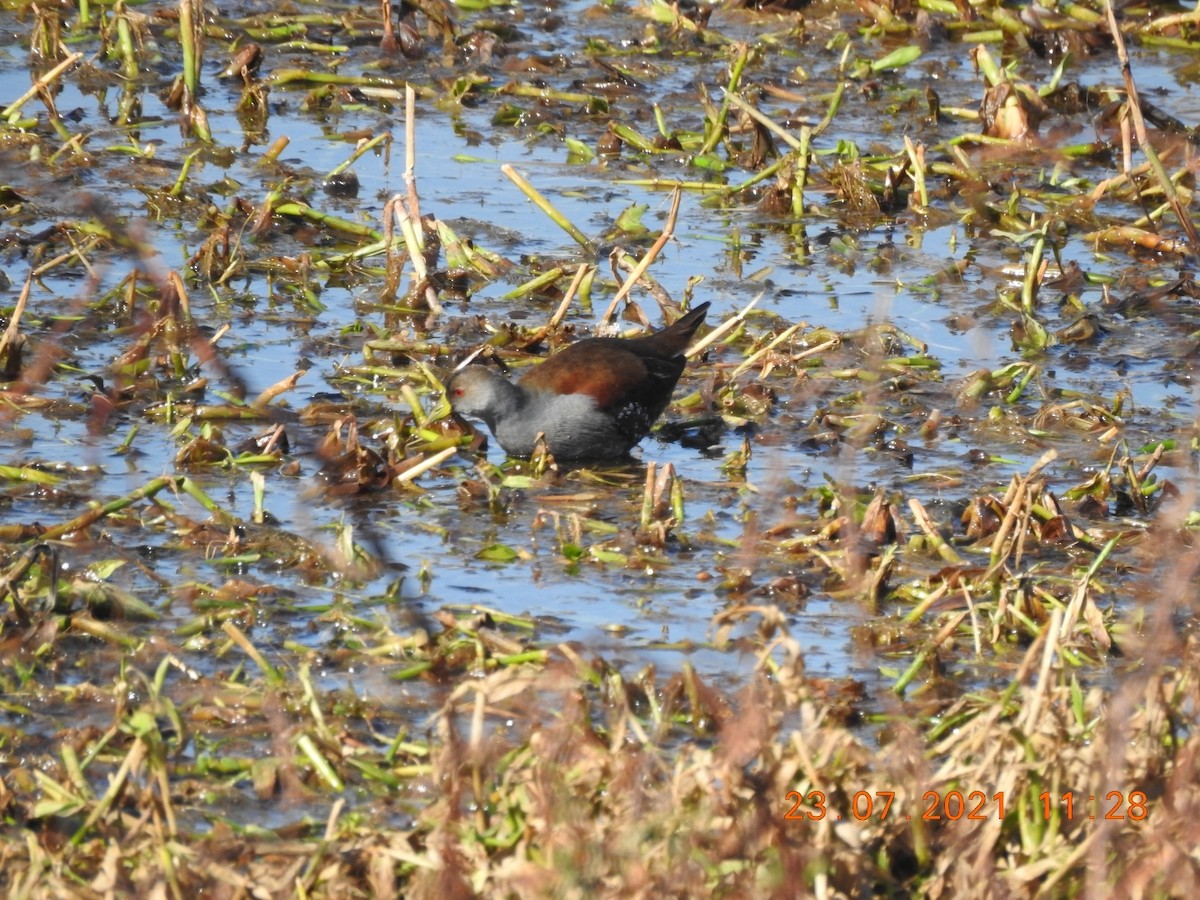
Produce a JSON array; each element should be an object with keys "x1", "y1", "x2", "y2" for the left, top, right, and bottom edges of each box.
[{"x1": 5, "y1": 0, "x2": 1200, "y2": 895}]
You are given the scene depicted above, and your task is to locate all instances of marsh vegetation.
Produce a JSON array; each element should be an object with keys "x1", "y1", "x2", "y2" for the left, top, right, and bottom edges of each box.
[{"x1": 3, "y1": 0, "x2": 1200, "y2": 894}]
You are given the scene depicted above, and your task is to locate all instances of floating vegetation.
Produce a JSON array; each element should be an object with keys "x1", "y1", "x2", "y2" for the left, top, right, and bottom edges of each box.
[{"x1": 3, "y1": 0, "x2": 1200, "y2": 894}]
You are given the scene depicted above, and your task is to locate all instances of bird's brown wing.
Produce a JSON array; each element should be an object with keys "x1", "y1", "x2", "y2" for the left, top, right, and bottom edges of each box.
[
  {"x1": 518, "y1": 341, "x2": 662, "y2": 411},
  {"x1": 519, "y1": 302, "x2": 707, "y2": 419}
]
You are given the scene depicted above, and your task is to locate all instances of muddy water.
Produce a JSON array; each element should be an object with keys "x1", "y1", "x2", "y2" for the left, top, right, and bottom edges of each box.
[{"x1": 2, "y1": 1, "x2": 1199, "y2": 733}]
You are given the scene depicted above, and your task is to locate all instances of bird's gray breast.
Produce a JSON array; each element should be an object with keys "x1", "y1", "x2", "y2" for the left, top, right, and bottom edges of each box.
[{"x1": 496, "y1": 392, "x2": 615, "y2": 458}]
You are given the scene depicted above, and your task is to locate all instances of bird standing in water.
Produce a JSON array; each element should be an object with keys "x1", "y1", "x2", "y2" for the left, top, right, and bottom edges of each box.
[{"x1": 446, "y1": 303, "x2": 710, "y2": 460}]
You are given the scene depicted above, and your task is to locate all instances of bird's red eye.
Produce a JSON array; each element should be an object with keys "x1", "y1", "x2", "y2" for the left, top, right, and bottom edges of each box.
[{"x1": 453, "y1": 387, "x2": 464, "y2": 397}]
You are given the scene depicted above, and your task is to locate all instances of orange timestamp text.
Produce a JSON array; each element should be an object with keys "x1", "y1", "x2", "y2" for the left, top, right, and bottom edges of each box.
[{"x1": 784, "y1": 790, "x2": 1149, "y2": 822}]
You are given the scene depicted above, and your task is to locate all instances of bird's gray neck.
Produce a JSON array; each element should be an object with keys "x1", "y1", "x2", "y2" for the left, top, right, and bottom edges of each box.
[{"x1": 476, "y1": 375, "x2": 527, "y2": 432}]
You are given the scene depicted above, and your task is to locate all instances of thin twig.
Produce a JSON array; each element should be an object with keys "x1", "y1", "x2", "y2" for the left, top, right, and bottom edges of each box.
[
  {"x1": 686, "y1": 292, "x2": 762, "y2": 358},
  {"x1": 599, "y1": 187, "x2": 682, "y2": 328},
  {"x1": 0, "y1": 271, "x2": 31, "y2": 363},
  {"x1": 405, "y1": 84, "x2": 421, "y2": 225},
  {"x1": 2, "y1": 52, "x2": 83, "y2": 121},
  {"x1": 1105, "y1": 0, "x2": 1200, "y2": 254}
]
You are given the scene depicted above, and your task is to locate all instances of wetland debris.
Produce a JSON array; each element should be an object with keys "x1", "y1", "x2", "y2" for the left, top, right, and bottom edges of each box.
[{"x1": 4, "y1": 0, "x2": 1200, "y2": 893}]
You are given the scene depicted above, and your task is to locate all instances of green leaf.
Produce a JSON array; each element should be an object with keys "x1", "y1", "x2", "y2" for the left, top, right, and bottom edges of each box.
[
  {"x1": 691, "y1": 153, "x2": 727, "y2": 172},
  {"x1": 871, "y1": 46, "x2": 922, "y2": 74},
  {"x1": 589, "y1": 548, "x2": 626, "y2": 565},
  {"x1": 477, "y1": 544, "x2": 519, "y2": 562},
  {"x1": 87, "y1": 559, "x2": 127, "y2": 580},
  {"x1": 565, "y1": 137, "x2": 596, "y2": 163},
  {"x1": 613, "y1": 203, "x2": 648, "y2": 235}
]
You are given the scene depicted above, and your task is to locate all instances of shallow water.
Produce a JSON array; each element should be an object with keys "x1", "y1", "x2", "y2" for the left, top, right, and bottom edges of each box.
[{"x1": 3, "y1": 1, "x2": 1200, "y2": 777}]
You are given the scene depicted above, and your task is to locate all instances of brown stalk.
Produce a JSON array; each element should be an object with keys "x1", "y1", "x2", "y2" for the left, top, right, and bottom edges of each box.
[
  {"x1": 598, "y1": 187, "x2": 682, "y2": 329},
  {"x1": 1, "y1": 51, "x2": 82, "y2": 121},
  {"x1": 0, "y1": 271, "x2": 32, "y2": 369},
  {"x1": 686, "y1": 292, "x2": 761, "y2": 358},
  {"x1": 252, "y1": 370, "x2": 307, "y2": 408},
  {"x1": 404, "y1": 84, "x2": 421, "y2": 225},
  {"x1": 520, "y1": 263, "x2": 591, "y2": 348},
  {"x1": 1105, "y1": 0, "x2": 1200, "y2": 254}
]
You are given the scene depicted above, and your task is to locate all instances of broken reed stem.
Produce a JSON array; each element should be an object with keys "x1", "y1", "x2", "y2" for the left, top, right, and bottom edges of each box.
[
  {"x1": 2, "y1": 51, "x2": 82, "y2": 122},
  {"x1": 327, "y1": 132, "x2": 389, "y2": 180},
  {"x1": 262, "y1": 135, "x2": 289, "y2": 163},
  {"x1": 179, "y1": 0, "x2": 197, "y2": 96},
  {"x1": 167, "y1": 270, "x2": 191, "y2": 319},
  {"x1": 600, "y1": 186, "x2": 682, "y2": 327},
  {"x1": 1020, "y1": 608, "x2": 1064, "y2": 734},
  {"x1": 501, "y1": 164, "x2": 595, "y2": 253},
  {"x1": 510, "y1": 264, "x2": 592, "y2": 348},
  {"x1": 34, "y1": 475, "x2": 184, "y2": 541},
  {"x1": 730, "y1": 323, "x2": 803, "y2": 378},
  {"x1": 1145, "y1": 6, "x2": 1200, "y2": 31},
  {"x1": 686, "y1": 292, "x2": 762, "y2": 358},
  {"x1": 375, "y1": 89, "x2": 439, "y2": 311},
  {"x1": 792, "y1": 126, "x2": 811, "y2": 216},
  {"x1": 724, "y1": 91, "x2": 802, "y2": 150},
  {"x1": 114, "y1": 3, "x2": 138, "y2": 81},
  {"x1": 395, "y1": 446, "x2": 456, "y2": 483},
  {"x1": 169, "y1": 148, "x2": 203, "y2": 199},
  {"x1": 1105, "y1": 0, "x2": 1200, "y2": 254},
  {"x1": 614, "y1": 177, "x2": 729, "y2": 193},
  {"x1": 640, "y1": 463, "x2": 657, "y2": 528},
  {"x1": 392, "y1": 200, "x2": 443, "y2": 314},
  {"x1": 251, "y1": 470, "x2": 266, "y2": 524},
  {"x1": 1021, "y1": 225, "x2": 1047, "y2": 313},
  {"x1": 893, "y1": 610, "x2": 969, "y2": 694},
  {"x1": 962, "y1": 583, "x2": 982, "y2": 657},
  {"x1": 697, "y1": 43, "x2": 750, "y2": 157},
  {"x1": 813, "y1": 46, "x2": 850, "y2": 136},
  {"x1": 0, "y1": 271, "x2": 32, "y2": 365},
  {"x1": 981, "y1": 449, "x2": 1057, "y2": 581},
  {"x1": 222, "y1": 620, "x2": 284, "y2": 684},
  {"x1": 907, "y1": 497, "x2": 964, "y2": 565},
  {"x1": 903, "y1": 135, "x2": 929, "y2": 209},
  {"x1": 71, "y1": 736, "x2": 147, "y2": 846},
  {"x1": 550, "y1": 264, "x2": 589, "y2": 329},
  {"x1": 404, "y1": 84, "x2": 421, "y2": 225},
  {"x1": 31, "y1": 234, "x2": 100, "y2": 279},
  {"x1": 502, "y1": 267, "x2": 564, "y2": 301},
  {"x1": 252, "y1": 370, "x2": 306, "y2": 408},
  {"x1": 1059, "y1": 534, "x2": 1120, "y2": 650},
  {"x1": 295, "y1": 733, "x2": 345, "y2": 792}
]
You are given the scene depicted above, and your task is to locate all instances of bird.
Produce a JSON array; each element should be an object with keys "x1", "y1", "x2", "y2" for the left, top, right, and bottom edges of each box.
[{"x1": 446, "y1": 302, "x2": 710, "y2": 460}]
